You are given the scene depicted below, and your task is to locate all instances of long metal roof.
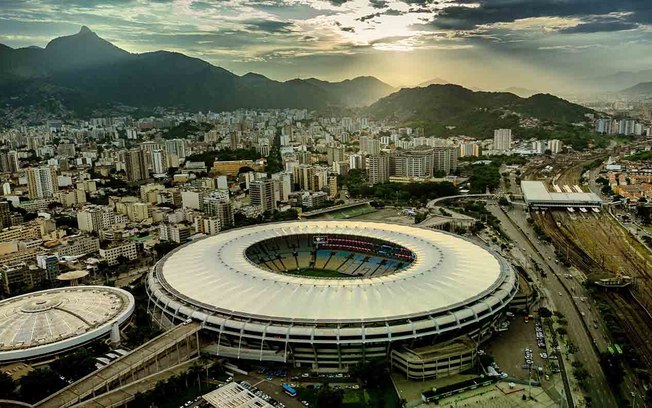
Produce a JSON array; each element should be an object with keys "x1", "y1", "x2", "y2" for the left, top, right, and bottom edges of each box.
[
  {"x1": 521, "y1": 181, "x2": 602, "y2": 204},
  {"x1": 158, "y1": 221, "x2": 507, "y2": 323}
]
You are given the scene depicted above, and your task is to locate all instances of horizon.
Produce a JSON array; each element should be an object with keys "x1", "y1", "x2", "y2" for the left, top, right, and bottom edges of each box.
[{"x1": 1, "y1": 0, "x2": 651, "y2": 93}]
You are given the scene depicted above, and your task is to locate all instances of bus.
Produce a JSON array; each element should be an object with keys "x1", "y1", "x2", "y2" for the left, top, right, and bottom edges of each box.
[{"x1": 282, "y1": 383, "x2": 297, "y2": 397}]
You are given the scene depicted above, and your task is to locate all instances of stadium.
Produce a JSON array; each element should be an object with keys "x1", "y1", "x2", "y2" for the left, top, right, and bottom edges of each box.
[
  {"x1": 0, "y1": 286, "x2": 135, "y2": 363},
  {"x1": 147, "y1": 221, "x2": 518, "y2": 378}
]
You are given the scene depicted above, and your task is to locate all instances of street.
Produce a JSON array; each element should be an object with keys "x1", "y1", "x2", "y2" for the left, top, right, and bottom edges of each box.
[{"x1": 487, "y1": 201, "x2": 618, "y2": 407}]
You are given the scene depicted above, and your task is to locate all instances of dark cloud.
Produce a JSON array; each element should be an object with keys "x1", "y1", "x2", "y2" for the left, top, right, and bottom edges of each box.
[
  {"x1": 430, "y1": 0, "x2": 652, "y2": 31},
  {"x1": 384, "y1": 9, "x2": 405, "y2": 16},
  {"x1": 341, "y1": 26, "x2": 355, "y2": 32},
  {"x1": 560, "y1": 20, "x2": 639, "y2": 34},
  {"x1": 409, "y1": 7, "x2": 432, "y2": 13},
  {"x1": 369, "y1": 0, "x2": 388, "y2": 8},
  {"x1": 357, "y1": 12, "x2": 381, "y2": 22},
  {"x1": 329, "y1": 0, "x2": 351, "y2": 5},
  {"x1": 243, "y1": 19, "x2": 294, "y2": 33}
]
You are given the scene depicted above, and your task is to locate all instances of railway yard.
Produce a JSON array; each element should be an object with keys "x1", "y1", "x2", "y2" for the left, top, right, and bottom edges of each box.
[{"x1": 524, "y1": 153, "x2": 652, "y2": 399}]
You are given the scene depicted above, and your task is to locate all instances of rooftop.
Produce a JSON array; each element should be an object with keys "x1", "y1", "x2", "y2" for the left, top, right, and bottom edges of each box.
[
  {"x1": 521, "y1": 181, "x2": 602, "y2": 205},
  {"x1": 0, "y1": 286, "x2": 134, "y2": 361},
  {"x1": 157, "y1": 221, "x2": 510, "y2": 323}
]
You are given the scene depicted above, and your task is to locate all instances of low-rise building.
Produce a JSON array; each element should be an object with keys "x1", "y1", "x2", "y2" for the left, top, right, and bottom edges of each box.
[{"x1": 99, "y1": 241, "x2": 138, "y2": 265}]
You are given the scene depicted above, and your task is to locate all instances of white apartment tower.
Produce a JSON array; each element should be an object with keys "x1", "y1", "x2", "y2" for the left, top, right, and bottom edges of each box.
[
  {"x1": 493, "y1": 129, "x2": 512, "y2": 152},
  {"x1": 26, "y1": 166, "x2": 58, "y2": 199}
]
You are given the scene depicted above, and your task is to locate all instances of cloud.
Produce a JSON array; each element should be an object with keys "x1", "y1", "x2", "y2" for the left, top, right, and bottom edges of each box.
[
  {"x1": 561, "y1": 21, "x2": 638, "y2": 33},
  {"x1": 430, "y1": 0, "x2": 652, "y2": 31},
  {"x1": 368, "y1": 0, "x2": 388, "y2": 9},
  {"x1": 243, "y1": 19, "x2": 295, "y2": 33}
]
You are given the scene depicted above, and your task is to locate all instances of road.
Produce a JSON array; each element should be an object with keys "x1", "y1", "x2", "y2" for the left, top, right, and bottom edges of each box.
[{"x1": 487, "y1": 202, "x2": 618, "y2": 407}]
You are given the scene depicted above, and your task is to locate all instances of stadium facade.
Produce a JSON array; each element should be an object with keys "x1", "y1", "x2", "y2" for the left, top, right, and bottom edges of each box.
[{"x1": 147, "y1": 221, "x2": 517, "y2": 378}]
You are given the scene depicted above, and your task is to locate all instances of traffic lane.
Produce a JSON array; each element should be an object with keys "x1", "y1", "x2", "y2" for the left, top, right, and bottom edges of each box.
[
  {"x1": 505, "y1": 208, "x2": 609, "y2": 349},
  {"x1": 508, "y1": 211, "x2": 617, "y2": 408},
  {"x1": 237, "y1": 374, "x2": 305, "y2": 408},
  {"x1": 489, "y1": 204, "x2": 617, "y2": 407}
]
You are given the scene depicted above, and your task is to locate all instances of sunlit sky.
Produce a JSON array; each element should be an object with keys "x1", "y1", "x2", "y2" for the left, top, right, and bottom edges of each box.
[{"x1": 1, "y1": 0, "x2": 651, "y2": 91}]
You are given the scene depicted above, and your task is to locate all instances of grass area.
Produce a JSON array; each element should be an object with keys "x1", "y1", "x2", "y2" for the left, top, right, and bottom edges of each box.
[
  {"x1": 330, "y1": 205, "x2": 376, "y2": 219},
  {"x1": 285, "y1": 268, "x2": 349, "y2": 278},
  {"x1": 297, "y1": 386, "x2": 401, "y2": 408}
]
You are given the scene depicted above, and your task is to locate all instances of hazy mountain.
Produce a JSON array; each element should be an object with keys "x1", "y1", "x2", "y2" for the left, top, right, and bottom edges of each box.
[
  {"x1": 503, "y1": 87, "x2": 540, "y2": 98},
  {"x1": 418, "y1": 77, "x2": 449, "y2": 87},
  {"x1": 367, "y1": 84, "x2": 593, "y2": 137},
  {"x1": 619, "y1": 82, "x2": 652, "y2": 97},
  {"x1": 0, "y1": 27, "x2": 394, "y2": 111},
  {"x1": 582, "y1": 69, "x2": 652, "y2": 93}
]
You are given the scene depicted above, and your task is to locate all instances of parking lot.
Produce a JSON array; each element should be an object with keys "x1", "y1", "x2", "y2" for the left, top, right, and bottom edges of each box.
[{"x1": 487, "y1": 318, "x2": 550, "y2": 382}]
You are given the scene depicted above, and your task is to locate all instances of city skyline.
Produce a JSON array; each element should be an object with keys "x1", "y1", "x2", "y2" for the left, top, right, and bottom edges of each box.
[{"x1": 1, "y1": 0, "x2": 651, "y2": 92}]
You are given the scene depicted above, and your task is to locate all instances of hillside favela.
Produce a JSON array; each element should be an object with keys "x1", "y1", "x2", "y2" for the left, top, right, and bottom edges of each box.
[{"x1": 0, "y1": 1, "x2": 651, "y2": 408}]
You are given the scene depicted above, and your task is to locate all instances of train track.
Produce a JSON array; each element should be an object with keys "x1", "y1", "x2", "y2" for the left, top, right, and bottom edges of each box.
[
  {"x1": 604, "y1": 293, "x2": 652, "y2": 371},
  {"x1": 533, "y1": 208, "x2": 652, "y2": 374}
]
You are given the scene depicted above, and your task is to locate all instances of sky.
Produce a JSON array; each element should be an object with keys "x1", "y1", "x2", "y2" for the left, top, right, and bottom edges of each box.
[{"x1": 1, "y1": 0, "x2": 651, "y2": 91}]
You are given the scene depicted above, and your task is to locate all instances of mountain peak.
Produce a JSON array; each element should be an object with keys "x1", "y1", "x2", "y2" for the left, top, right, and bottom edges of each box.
[{"x1": 79, "y1": 26, "x2": 93, "y2": 35}]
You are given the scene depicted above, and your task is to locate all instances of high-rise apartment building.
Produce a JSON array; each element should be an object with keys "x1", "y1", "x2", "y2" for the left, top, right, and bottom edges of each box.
[
  {"x1": 367, "y1": 155, "x2": 390, "y2": 185},
  {"x1": 547, "y1": 139, "x2": 563, "y2": 154},
  {"x1": 433, "y1": 147, "x2": 458, "y2": 175},
  {"x1": 26, "y1": 166, "x2": 58, "y2": 199},
  {"x1": 0, "y1": 201, "x2": 10, "y2": 228},
  {"x1": 493, "y1": 129, "x2": 512, "y2": 152},
  {"x1": 327, "y1": 146, "x2": 345, "y2": 165},
  {"x1": 151, "y1": 150, "x2": 168, "y2": 174},
  {"x1": 250, "y1": 179, "x2": 276, "y2": 212},
  {"x1": 459, "y1": 143, "x2": 481, "y2": 158},
  {"x1": 360, "y1": 137, "x2": 381, "y2": 155},
  {"x1": 203, "y1": 198, "x2": 234, "y2": 229},
  {"x1": 391, "y1": 149, "x2": 434, "y2": 178},
  {"x1": 164, "y1": 139, "x2": 187, "y2": 159},
  {"x1": 124, "y1": 149, "x2": 148, "y2": 182},
  {"x1": 0, "y1": 151, "x2": 19, "y2": 173}
]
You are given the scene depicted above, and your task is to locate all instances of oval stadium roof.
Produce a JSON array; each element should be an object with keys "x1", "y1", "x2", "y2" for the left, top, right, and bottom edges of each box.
[{"x1": 157, "y1": 221, "x2": 509, "y2": 323}]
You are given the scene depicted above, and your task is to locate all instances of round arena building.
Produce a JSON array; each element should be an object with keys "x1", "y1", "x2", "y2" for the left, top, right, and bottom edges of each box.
[
  {"x1": 0, "y1": 286, "x2": 135, "y2": 362},
  {"x1": 147, "y1": 221, "x2": 517, "y2": 376}
]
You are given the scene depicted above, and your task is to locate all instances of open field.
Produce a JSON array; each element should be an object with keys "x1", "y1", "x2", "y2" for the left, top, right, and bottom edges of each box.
[{"x1": 328, "y1": 204, "x2": 376, "y2": 219}]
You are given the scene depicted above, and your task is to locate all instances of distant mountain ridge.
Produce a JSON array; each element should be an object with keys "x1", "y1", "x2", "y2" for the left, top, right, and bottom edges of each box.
[
  {"x1": 0, "y1": 27, "x2": 394, "y2": 111},
  {"x1": 619, "y1": 81, "x2": 652, "y2": 96},
  {"x1": 366, "y1": 84, "x2": 593, "y2": 137}
]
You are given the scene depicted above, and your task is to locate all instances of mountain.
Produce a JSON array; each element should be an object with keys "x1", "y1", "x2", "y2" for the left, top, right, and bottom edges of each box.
[
  {"x1": 366, "y1": 84, "x2": 593, "y2": 137},
  {"x1": 418, "y1": 77, "x2": 449, "y2": 87},
  {"x1": 0, "y1": 27, "x2": 394, "y2": 112},
  {"x1": 502, "y1": 87, "x2": 540, "y2": 98},
  {"x1": 582, "y1": 69, "x2": 652, "y2": 93},
  {"x1": 619, "y1": 82, "x2": 652, "y2": 97}
]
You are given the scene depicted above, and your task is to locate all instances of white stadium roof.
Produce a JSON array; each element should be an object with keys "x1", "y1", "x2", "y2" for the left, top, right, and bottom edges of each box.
[
  {"x1": 157, "y1": 221, "x2": 508, "y2": 323},
  {"x1": 0, "y1": 286, "x2": 135, "y2": 362}
]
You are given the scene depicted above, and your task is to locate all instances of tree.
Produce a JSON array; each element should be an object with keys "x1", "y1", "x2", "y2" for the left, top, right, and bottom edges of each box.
[
  {"x1": 350, "y1": 360, "x2": 388, "y2": 389},
  {"x1": 599, "y1": 352, "x2": 624, "y2": 387},
  {"x1": 50, "y1": 348, "x2": 97, "y2": 381},
  {"x1": 316, "y1": 384, "x2": 344, "y2": 408},
  {"x1": 498, "y1": 197, "x2": 510, "y2": 206},
  {"x1": 0, "y1": 372, "x2": 16, "y2": 399},
  {"x1": 414, "y1": 212, "x2": 427, "y2": 224},
  {"x1": 538, "y1": 307, "x2": 552, "y2": 318},
  {"x1": 19, "y1": 368, "x2": 66, "y2": 403}
]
